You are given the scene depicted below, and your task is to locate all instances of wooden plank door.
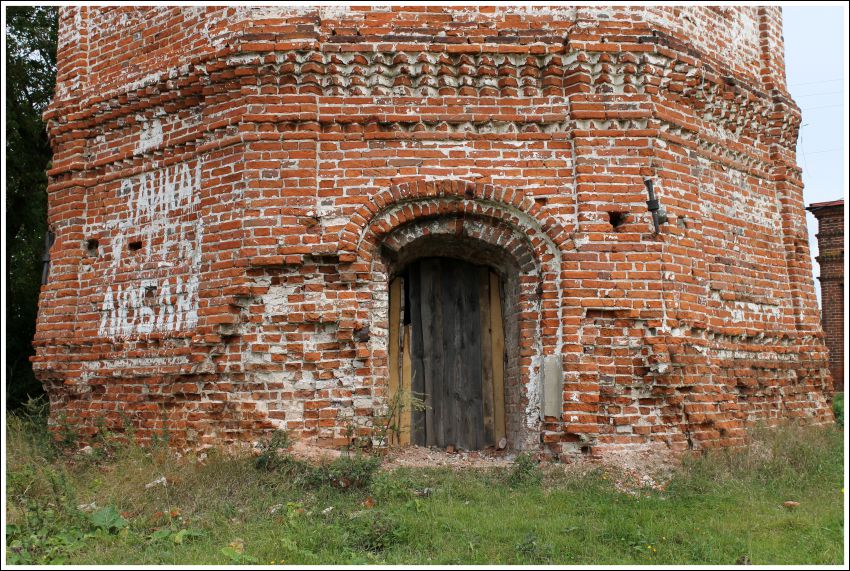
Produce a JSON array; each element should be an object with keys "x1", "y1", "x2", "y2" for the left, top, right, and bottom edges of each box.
[{"x1": 390, "y1": 257, "x2": 506, "y2": 450}]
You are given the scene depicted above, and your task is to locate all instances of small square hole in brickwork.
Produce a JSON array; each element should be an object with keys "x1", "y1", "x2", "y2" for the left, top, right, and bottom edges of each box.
[
  {"x1": 128, "y1": 240, "x2": 143, "y2": 252},
  {"x1": 607, "y1": 211, "x2": 626, "y2": 230},
  {"x1": 85, "y1": 239, "x2": 99, "y2": 255}
]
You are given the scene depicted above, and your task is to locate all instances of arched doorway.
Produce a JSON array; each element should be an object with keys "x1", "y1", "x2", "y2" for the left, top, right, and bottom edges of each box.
[
  {"x1": 349, "y1": 181, "x2": 569, "y2": 453},
  {"x1": 388, "y1": 256, "x2": 507, "y2": 450}
]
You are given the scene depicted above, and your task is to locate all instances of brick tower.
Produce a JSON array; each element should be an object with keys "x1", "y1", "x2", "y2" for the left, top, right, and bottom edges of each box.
[
  {"x1": 33, "y1": 6, "x2": 834, "y2": 458},
  {"x1": 807, "y1": 200, "x2": 844, "y2": 393}
]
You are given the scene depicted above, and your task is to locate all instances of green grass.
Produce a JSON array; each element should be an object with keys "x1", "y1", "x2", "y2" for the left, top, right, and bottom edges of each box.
[
  {"x1": 6, "y1": 402, "x2": 845, "y2": 565},
  {"x1": 833, "y1": 392, "x2": 844, "y2": 427}
]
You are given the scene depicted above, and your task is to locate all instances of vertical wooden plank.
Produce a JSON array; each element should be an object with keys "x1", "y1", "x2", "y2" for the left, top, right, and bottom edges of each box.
[
  {"x1": 490, "y1": 271, "x2": 506, "y2": 444},
  {"x1": 408, "y1": 262, "x2": 426, "y2": 446},
  {"x1": 438, "y1": 258, "x2": 456, "y2": 448},
  {"x1": 446, "y1": 260, "x2": 463, "y2": 449},
  {"x1": 388, "y1": 277, "x2": 401, "y2": 445},
  {"x1": 419, "y1": 259, "x2": 441, "y2": 446},
  {"x1": 460, "y1": 262, "x2": 484, "y2": 450},
  {"x1": 478, "y1": 267, "x2": 495, "y2": 447},
  {"x1": 400, "y1": 324, "x2": 412, "y2": 445}
]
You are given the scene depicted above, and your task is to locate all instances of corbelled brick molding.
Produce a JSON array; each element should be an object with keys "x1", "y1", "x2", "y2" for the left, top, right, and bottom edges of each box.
[{"x1": 33, "y1": 6, "x2": 834, "y2": 459}]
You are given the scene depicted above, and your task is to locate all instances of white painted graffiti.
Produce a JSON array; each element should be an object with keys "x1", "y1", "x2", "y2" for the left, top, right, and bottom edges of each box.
[
  {"x1": 98, "y1": 276, "x2": 199, "y2": 338},
  {"x1": 97, "y1": 158, "x2": 204, "y2": 339},
  {"x1": 119, "y1": 160, "x2": 199, "y2": 223}
]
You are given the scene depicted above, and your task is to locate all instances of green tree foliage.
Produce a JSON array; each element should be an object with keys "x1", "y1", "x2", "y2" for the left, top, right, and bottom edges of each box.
[{"x1": 5, "y1": 6, "x2": 58, "y2": 408}]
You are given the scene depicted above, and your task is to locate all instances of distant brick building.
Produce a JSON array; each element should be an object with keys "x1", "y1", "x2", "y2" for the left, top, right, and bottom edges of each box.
[
  {"x1": 33, "y1": 6, "x2": 834, "y2": 458},
  {"x1": 807, "y1": 200, "x2": 844, "y2": 393}
]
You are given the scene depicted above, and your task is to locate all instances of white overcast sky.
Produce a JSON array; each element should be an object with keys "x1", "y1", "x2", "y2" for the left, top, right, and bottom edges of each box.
[{"x1": 783, "y1": 4, "x2": 847, "y2": 303}]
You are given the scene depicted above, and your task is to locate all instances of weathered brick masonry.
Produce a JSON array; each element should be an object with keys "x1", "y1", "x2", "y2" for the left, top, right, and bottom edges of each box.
[
  {"x1": 33, "y1": 6, "x2": 834, "y2": 459},
  {"x1": 807, "y1": 200, "x2": 844, "y2": 393}
]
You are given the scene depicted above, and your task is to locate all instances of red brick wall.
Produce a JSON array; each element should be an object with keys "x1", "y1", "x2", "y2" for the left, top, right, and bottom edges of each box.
[
  {"x1": 33, "y1": 6, "x2": 834, "y2": 458},
  {"x1": 808, "y1": 203, "x2": 844, "y2": 392}
]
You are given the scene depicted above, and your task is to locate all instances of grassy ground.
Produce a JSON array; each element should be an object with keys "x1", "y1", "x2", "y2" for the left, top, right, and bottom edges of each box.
[{"x1": 5, "y1": 399, "x2": 845, "y2": 565}]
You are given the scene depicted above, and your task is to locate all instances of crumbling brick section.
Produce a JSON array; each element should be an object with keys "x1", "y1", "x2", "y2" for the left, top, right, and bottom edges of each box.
[
  {"x1": 33, "y1": 6, "x2": 834, "y2": 458},
  {"x1": 807, "y1": 200, "x2": 844, "y2": 393}
]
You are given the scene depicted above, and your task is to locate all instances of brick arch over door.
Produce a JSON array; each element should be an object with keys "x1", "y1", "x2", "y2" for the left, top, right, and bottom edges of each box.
[
  {"x1": 340, "y1": 179, "x2": 571, "y2": 449},
  {"x1": 337, "y1": 179, "x2": 571, "y2": 263}
]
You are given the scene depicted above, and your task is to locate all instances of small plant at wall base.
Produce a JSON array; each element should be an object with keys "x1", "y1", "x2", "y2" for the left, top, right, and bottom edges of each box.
[
  {"x1": 372, "y1": 389, "x2": 427, "y2": 449},
  {"x1": 338, "y1": 389, "x2": 427, "y2": 455},
  {"x1": 832, "y1": 393, "x2": 843, "y2": 427},
  {"x1": 254, "y1": 430, "x2": 291, "y2": 471},
  {"x1": 506, "y1": 452, "x2": 542, "y2": 488}
]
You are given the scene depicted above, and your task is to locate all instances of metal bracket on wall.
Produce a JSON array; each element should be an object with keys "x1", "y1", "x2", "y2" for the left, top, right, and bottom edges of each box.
[{"x1": 644, "y1": 179, "x2": 668, "y2": 233}]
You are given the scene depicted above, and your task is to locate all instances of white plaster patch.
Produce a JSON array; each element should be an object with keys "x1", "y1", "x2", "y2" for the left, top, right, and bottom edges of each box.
[
  {"x1": 81, "y1": 356, "x2": 190, "y2": 372},
  {"x1": 714, "y1": 349, "x2": 794, "y2": 362},
  {"x1": 501, "y1": 5, "x2": 577, "y2": 18},
  {"x1": 319, "y1": 5, "x2": 354, "y2": 20},
  {"x1": 136, "y1": 118, "x2": 163, "y2": 154}
]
